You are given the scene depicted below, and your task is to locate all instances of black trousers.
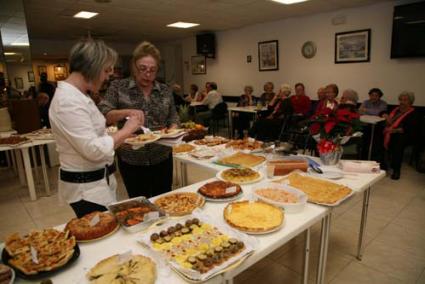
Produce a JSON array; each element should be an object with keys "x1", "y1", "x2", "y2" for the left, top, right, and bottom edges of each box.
[
  {"x1": 233, "y1": 113, "x2": 255, "y2": 139},
  {"x1": 118, "y1": 153, "x2": 173, "y2": 198},
  {"x1": 70, "y1": 200, "x2": 107, "y2": 218},
  {"x1": 387, "y1": 133, "x2": 408, "y2": 174}
]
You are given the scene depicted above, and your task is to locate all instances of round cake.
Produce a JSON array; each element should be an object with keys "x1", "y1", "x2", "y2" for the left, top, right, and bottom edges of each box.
[
  {"x1": 65, "y1": 211, "x2": 118, "y2": 241},
  {"x1": 198, "y1": 180, "x2": 242, "y2": 199}
]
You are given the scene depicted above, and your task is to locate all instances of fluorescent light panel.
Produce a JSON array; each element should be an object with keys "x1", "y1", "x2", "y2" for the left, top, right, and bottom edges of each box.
[
  {"x1": 271, "y1": 0, "x2": 309, "y2": 4},
  {"x1": 4, "y1": 52, "x2": 17, "y2": 55},
  {"x1": 167, "y1": 22, "x2": 199, "y2": 28},
  {"x1": 11, "y1": 42, "x2": 29, "y2": 46},
  {"x1": 73, "y1": 11, "x2": 98, "y2": 19}
]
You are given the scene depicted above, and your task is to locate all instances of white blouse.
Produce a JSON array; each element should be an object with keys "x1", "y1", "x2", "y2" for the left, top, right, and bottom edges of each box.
[{"x1": 49, "y1": 81, "x2": 116, "y2": 206}]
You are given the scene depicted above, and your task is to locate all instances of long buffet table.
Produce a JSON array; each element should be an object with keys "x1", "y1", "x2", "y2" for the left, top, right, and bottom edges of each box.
[{"x1": 173, "y1": 151, "x2": 385, "y2": 283}]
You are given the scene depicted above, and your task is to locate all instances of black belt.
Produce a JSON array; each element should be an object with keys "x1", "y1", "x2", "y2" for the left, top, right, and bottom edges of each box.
[{"x1": 60, "y1": 164, "x2": 116, "y2": 184}]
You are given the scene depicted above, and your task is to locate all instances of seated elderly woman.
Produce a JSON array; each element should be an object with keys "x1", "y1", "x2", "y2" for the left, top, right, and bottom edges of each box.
[
  {"x1": 248, "y1": 84, "x2": 293, "y2": 141},
  {"x1": 339, "y1": 88, "x2": 359, "y2": 108},
  {"x1": 314, "y1": 83, "x2": 339, "y2": 116},
  {"x1": 233, "y1": 85, "x2": 258, "y2": 138},
  {"x1": 359, "y1": 88, "x2": 388, "y2": 116},
  {"x1": 382, "y1": 91, "x2": 418, "y2": 180}
]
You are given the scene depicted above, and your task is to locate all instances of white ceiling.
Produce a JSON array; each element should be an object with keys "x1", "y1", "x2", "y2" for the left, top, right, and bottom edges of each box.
[{"x1": 22, "y1": 0, "x2": 392, "y2": 43}]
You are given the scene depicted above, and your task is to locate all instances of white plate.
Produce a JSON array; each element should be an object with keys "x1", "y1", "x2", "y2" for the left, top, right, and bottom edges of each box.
[
  {"x1": 125, "y1": 134, "x2": 161, "y2": 147},
  {"x1": 307, "y1": 168, "x2": 344, "y2": 179},
  {"x1": 155, "y1": 129, "x2": 185, "y2": 139},
  {"x1": 216, "y1": 169, "x2": 264, "y2": 185}
]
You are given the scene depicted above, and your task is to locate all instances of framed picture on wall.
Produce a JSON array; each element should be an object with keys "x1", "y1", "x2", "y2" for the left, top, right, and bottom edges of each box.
[
  {"x1": 53, "y1": 64, "x2": 67, "y2": 81},
  {"x1": 335, "y1": 29, "x2": 371, "y2": 63},
  {"x1": 191, "y1": 56, "x2": 206, "y2": 75},
  {"x1": 28, "y1": 71, "x2": 35, "y2": 82},
  {"x1": 38, "y1": 65, "x2": 47, "y2": 76},
  {"x1": 258, "y1": 40, "x2": 279, "y2": 71},
  {"x1": 15, "y1": 77, "x2": 24, "y2": 89}
]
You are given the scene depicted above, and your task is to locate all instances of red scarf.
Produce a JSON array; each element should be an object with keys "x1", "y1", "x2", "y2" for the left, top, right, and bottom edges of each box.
[{"x1": 383, "y1": 106, "x2": 414, "y2": 149}]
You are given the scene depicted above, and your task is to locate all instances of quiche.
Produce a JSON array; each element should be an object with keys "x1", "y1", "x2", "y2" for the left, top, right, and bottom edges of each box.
[
  {"x1": 224, "y1": 201, "x2": 284, "y2": 233},
  {"x1": 65, "y1": 211, "x2": 118, "y2": 241},
  {"x1": 278, "y1": 172, "x2": 352, "y2": 205},
  {"x1": 173, "y1": 143, "x2": 195, "y2": 154},
  {"x1": 4, "y1": 229, "x2": 76, "y2": 275},
  {"x1": 87, "y1": 254, "x2": 156, "y2": 284},
  {"x1": 154, "y1": 192, "x2": 205, "y2": 216},
  {"x1": 220, "y1": 168, "x2": 261, "y2": 184},
  {"x1": 198, "y1": 180, "x2": 242, "y2": 199},
  {"x1": 218, "y1": 152, "x2": 265, "y2": 168}
]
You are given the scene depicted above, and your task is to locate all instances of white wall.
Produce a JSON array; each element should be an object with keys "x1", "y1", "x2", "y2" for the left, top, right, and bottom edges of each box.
[{"x1": 181, "y1": 1, "x2": 425, "y2": 106}]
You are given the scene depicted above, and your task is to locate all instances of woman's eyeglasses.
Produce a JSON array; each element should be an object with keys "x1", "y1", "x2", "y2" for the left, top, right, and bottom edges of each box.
[{"x1": 135, "y1": 64, "x2": 157, "y2": 74}]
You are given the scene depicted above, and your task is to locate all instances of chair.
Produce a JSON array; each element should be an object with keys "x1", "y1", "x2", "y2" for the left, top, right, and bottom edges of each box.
[
  {"x1": 8, "y1": 99, "x2": 41, "y2": 134},
  {"x1": 209, "y1": 102, "x2": 230, "y2": 137},
  {"x1": 278, "y1": 115, "x2": 315, "y2": 154}
]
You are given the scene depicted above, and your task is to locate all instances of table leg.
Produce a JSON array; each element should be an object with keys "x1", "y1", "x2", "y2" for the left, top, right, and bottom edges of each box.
[
  {"x1": 15, "y1": 149, "x2": 26, "y2": 186},
  {"x1": 302, "y1": 228, "x2": 311, "y2": 284},
  {"x1": 5, "y1": 150, "x2": 11, "y2": 168},
  {"x1": 11, "y1": 150, "x2": 18, "y2": 174},
  {"x1": 316, "y1": 212, "x2": 331, "y2": 284},
  {"x1": 228, "y1": 110, "x2": 233, "y2": 139},
  {"x1": 30, "y1": 146, "x2": 40, "y2": 183},
  {"x1": 367, "y1": 124, "x2": 376, "y2": 160},
  {"x1": 180, "y1": 161, "x2": 188, "y2": 187},
  {"x1": 21, "y1": 148, "x2": 37, "y2": 201},
  {"x1": 39, "y1": 145, "x2": 51, "y2": 196},
  {"x1": 357, "y1": 187, "x2": 371, "y2": 260}
]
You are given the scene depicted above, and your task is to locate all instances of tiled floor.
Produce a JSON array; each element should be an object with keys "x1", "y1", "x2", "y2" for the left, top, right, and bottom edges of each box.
[{"x1": 0, "y1": 162, "x2": 424, "y2": 283}]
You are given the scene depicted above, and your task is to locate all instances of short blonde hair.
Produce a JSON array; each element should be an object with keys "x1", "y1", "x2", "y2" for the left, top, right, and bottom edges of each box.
[
  {"x1": 280, "y1": 83, "x2": 292, "y2": 94},
  {"x1": 69, "y1": 39, "x2": 117, "y2": 81},
  {"x1": 132, "y1": 41, "x2": 161, "y2": 66},
  {"x1": 399, "y1": 91, "x2": 415, "y2": 104},
  {"x1": 244, "y1": 85, "x2": 253, "y2": 93}
]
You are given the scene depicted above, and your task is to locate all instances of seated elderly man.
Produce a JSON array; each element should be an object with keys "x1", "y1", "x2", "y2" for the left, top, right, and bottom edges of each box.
[
  {"x1": 381, "y1": 91, "x2": 418, "y2": 180},
  {"x1": 194, "y1": 82, "x2": 223, "y2": 126}
]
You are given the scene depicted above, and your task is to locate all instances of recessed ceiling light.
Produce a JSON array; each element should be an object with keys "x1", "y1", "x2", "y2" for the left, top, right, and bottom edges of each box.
[
  {"x1": 4, "y1": 52, "x2": 17, "y2": 56},
  {"x1": 11, "y1": 42, "x2": 29, "y2": 46},
  {"x1": 167, "y1": 22, "x2": 199, "y2": 29},
  {"x1": 271, "y1": 0, "x2": 309, "y2": 4},
  {"x1": 73, "y1": 11, "x2": 98, "y2": 19}
]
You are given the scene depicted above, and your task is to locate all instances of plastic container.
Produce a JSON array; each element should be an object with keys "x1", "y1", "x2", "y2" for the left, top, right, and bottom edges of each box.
[{"x1": 252, "y1": 182, "x2": 307, "y2": 213}]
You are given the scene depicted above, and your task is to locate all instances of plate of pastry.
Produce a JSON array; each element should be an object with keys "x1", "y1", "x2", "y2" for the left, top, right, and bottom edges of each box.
[{"x1": 217, "y1": 168, "x2": 263, "y2": 185}]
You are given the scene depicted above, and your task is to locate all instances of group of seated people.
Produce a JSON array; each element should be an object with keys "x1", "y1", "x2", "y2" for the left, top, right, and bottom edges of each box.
[{"x1": 175, "y1": 80, "x2": 419, "y2": 181}]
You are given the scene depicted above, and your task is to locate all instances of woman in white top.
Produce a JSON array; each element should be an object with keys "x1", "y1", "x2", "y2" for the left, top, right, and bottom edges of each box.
[{"x1": 49, "y1": 39, "x2": 144, "y2": 217}]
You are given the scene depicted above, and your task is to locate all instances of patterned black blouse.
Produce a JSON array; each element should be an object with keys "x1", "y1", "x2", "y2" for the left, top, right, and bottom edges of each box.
[{"x1": 98, "y1": 78, "x2": 179, "y2": 166}]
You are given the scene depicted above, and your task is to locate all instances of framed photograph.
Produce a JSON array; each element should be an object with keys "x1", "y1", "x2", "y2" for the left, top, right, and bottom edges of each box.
[
  {"x1": 15, "y1": 77, "x2": 23, "y2": 89},
  {"x1": 53, "y1": 64, "x2": 67, "y2": 81},
  {"x1": 27, "y1": 71, "x2": 35, "y2": 82},
  {"x1": 258, "y1": 40, "x2": 279, "y2": 71},
  {"x1": 335, "y1": 29, "x2": 371, "y2": 63},
  {"x1": 191, "y1": 56, "x2": 206, "y2": 75},
  {"x1": 38, "y1": 65, "x2": 47, "y2": 76}
]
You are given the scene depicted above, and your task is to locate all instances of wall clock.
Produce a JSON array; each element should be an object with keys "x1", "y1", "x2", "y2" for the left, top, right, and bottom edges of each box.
[{"x1": 302, "y1": 41, "x2": 317, "y2": 59}]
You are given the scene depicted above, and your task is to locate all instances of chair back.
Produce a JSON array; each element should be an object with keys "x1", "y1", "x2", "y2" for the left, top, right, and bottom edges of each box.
[
  {"x1": 8, "y1": 99, "x2": 41, "y2": 134},
  {"x1": 212, "y1": 102, "x2": 228, "y2": 119}
]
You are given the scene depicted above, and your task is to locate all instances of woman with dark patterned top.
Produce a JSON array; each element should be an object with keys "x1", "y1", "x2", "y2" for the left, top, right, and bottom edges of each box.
[
  {"x1": 233, "y1": 85, "x2": 258, "y2": 138},
  {"x1": 98, "y1": 41, "x2": 179, "y2": 198}
]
